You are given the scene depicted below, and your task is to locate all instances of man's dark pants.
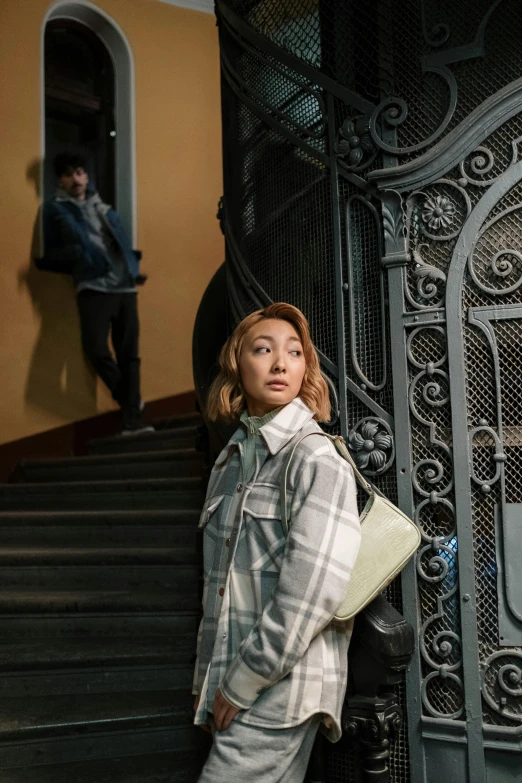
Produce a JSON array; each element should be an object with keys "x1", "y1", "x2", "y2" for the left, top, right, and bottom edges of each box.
[{"x1": 77, "y1": 290, "x2": 141, "y2": 411}]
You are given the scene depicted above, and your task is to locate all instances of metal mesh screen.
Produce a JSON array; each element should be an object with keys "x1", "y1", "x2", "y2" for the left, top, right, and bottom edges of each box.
[
  {"x1": 223, "y1": 0, "x2": 522, "y2": 170},
  {"x1": 223, "y1": 0, "x2": 381, "y2": 103},
  {"x1": 458, "y1": 165, "x2": 522, "y2": 727},
  {"x1": 343, "y1": 189, "x2": 386, "y2": 391},
  {"x1": 379, "y1": 0, "x2": 522, "y2": 160}
]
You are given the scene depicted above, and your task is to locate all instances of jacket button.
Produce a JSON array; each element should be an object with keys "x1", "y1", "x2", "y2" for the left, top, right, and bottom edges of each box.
[
  {"x1": 237, "y1": 484, "x2": 243, "y2": 492},
  {"x1": 219, "y1": 587, "x2": 225, "y2": 597},
  {"x1": 225, "y1": 538, "x2": 231, "y2": 547}
]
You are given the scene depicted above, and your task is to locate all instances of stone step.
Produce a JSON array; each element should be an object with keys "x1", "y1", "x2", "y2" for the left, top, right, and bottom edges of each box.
[
  {"x1": 0, "y1": 665, "x2": 193, "y2": 700},
  {"x1": 0, "y1": 635, "x2": 195, "y2": 672},
  {"x1": 0, "y1": 691, "x2": 206, "y2": 768},
  {"x1": 0, "y1": 478, "x2": 204, "y2": 511},
  {"x1": 0, "y1": 563, "x2": 199, "y2": 590},
  {"x1": 152, "y1": 411, "x2": 203, "y2": 430},
  {"x1": 1, "y1": 409, "x2": 207, "y2": 775},
  {"x1": 0, "y1": 518, "x2": 200, "y2": 549},
  {"x1": 0, "y1": 586, "x2": 200, "y2": 615},
  {"x1": 0, "y1": 636, "x2": 196, "y2": 697},
  {"x1": 17, "y1": 449, "x2": 203, "y2": 483},
  {"x1": 3, "y1": 748, "x2": 209, "y2": 782},
  {"x1": 0, "y1": 610, "x2": 200, "y2": 640},
  {"x1": 0, "y1": 507, "x2": 199, "y2": 528},
  {"x1": 89, "y1": 426, "x2": 200, "y2": 455},
  {"x1": 0, "y1": 545, "x2": 198, "y2": 566}
]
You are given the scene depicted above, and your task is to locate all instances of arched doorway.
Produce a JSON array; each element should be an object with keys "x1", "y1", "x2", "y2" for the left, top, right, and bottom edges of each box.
[
  {"x1": 44, "y1": 19, "x2": 116, "y2": 205},
  {"x1": 42, "y1": 0, "x2": 136, "y2": 241}
]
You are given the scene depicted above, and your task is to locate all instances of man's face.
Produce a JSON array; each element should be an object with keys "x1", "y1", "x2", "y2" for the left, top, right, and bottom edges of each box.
[{"x1": 59, "y1": 166, "x2": 89, "y2": 200}]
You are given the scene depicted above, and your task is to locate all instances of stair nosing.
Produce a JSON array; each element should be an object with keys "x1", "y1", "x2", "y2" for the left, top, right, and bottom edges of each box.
[
  {"x1": 0, "y1": 638, "x2": 196, "y2": 673},
  {"x1": 0, "y1": 477, "x2": 202, "y2": 491},
  {"x1": 19, "y1": 448, "x2": 202, "y2": 470},
  {"x1": 89, "y1": 424, "x2": 199, "y2": 444},
  {"x1": 0, "y1": 695, "x2": 195, "y2": 742},
  {"x1": 0, "y1": 509, "x2": 200, "y2": 521}
]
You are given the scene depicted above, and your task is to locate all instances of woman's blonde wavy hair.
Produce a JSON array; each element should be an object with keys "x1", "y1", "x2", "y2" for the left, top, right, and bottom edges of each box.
[{"x1": 205, "y1": 302, "x2": 331, "y2": 423}]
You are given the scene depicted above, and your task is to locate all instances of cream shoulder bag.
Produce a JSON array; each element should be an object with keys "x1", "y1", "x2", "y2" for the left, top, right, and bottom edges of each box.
[{"x1": 280, "y1": 432, "x2": 420, "y2": 621}]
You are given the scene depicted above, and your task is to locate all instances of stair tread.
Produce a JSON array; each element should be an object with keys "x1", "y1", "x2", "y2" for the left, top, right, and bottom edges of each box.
[
  {"x1": 0, "y1": 587, "x2": 199, "y2": 614},
  {"x1": 0, "y1": 691, "x2": 195, "y2": 738},
  {"x1": 0, "y1": 477, "x2": 202, "y2": 493},
  {"x1": 153, "y1": 411, "x2": 202, "y2": 427},
  {"x1": 0, "y1": 509, "x2": 200, "y2": 524},
  {"x1": 20, "y1": 448, "x2": 202, "y2": 470},
  {"x1": 0, "y1": 546, "x2": 197, "y2": 565},
  {"x1": 90, "y1": 425, "x2": 199, "y2": 448},
  {"x1": 3, "y1": 411, "x2": 205, "y2": 770},
  {"x1": 0, "y1": 636, "x2": 195, "y2": 670},
  {"x1": 4, "y1": 749, "x2": 208, "y2": 782}
]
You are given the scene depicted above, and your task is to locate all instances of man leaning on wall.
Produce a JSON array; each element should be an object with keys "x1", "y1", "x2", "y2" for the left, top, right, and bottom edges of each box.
[{"x1": 36, "y1": 152, "x2": 153, "y2": 435}]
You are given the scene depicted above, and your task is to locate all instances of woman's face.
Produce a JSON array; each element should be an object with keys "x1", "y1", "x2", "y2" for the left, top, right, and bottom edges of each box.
[{"x1": 238, "y1": 318, "x2": 306, "y2": 417}]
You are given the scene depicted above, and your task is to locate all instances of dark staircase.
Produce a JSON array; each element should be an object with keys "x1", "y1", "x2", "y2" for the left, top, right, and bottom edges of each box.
[{"x1": 0, "y1": 411, "x2": 210, "y2": 782}]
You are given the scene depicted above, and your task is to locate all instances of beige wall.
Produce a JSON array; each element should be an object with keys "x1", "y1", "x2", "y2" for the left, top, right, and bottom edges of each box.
[{"x1": 0, "y1": 0, "x2": 223, "y2": 446}]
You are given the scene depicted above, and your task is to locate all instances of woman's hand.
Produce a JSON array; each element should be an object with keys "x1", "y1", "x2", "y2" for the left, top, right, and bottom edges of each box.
[
  {"x1": 213, "y1": 688, "x2": 241, "y2": 731},
  {"x1": 193, "y1": 695, "x2": 212, "y2": 733}
]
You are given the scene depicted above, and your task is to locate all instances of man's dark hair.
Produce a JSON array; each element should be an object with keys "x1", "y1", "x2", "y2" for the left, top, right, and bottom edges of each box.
[{"x1": 53, "y1": 152, "x2": 88, "y2": 178}]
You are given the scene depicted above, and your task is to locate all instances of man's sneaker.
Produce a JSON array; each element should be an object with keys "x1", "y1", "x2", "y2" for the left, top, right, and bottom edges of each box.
[{"x1": 121, "y1": 407, "x2": 154, "y2": 436}]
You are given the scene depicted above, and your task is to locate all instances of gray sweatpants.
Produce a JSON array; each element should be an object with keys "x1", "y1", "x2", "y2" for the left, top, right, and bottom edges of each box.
[{"x1": 197, "y1": 714, "x2": 321, "y2": 783}]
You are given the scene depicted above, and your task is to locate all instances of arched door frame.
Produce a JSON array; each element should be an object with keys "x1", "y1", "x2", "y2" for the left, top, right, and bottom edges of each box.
[{"x1": 41, "y1": 0, "x2": 137, "y2": 244}]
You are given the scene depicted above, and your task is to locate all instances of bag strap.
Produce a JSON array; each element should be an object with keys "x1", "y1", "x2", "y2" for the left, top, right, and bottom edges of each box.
[{"x1": 280, "y1": 431, "x2": 379, "y2": 536}]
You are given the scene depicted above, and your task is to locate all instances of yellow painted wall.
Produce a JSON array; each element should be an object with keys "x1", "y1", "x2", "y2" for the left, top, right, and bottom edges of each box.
[{"x1": 0, "y1": 0, "x2": 223, "y2": 445}]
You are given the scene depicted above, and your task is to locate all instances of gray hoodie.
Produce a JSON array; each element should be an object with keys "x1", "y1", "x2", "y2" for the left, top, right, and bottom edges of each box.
[{"x1": 55, "y1": 188, "x2": 136, "y2": 294}]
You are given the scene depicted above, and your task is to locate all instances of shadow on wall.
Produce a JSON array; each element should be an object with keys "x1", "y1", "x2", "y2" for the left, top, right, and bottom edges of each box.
[{"x1": 20, "y1": 158, "x2": 98, "y2": 420}]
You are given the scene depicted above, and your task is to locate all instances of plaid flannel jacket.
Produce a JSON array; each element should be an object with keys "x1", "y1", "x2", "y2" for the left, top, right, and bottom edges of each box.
[{"x1": 193, "y1": 397, "x2": 361, "y2": 741}]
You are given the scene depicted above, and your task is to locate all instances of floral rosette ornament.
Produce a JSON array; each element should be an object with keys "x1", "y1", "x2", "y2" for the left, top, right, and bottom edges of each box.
[
  {"x1": 348, "y1": 419, "x2": 393, "y2": 473},
  {"x1": 421, "y1": 196, "x2": 455, "y2": 231},
  {"x1": 334, "y1": 116, "x2": 375, "y2": 170}
]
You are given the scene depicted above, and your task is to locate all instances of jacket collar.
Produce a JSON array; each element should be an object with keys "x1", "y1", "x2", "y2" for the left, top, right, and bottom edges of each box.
[
  {"x1": 54, "y1": 189, "x2": 111, "y2": 215},
  {"x1": 214, "y1": 397, "x2": 314, "y2": 466}
]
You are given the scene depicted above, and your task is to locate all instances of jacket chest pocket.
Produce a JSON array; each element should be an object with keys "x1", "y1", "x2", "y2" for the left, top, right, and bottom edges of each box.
[
  {"x1": 234, "y1": 485, "x2": 288, "y2": 572},
  {"x1": 200, "y1": 494, "x2": 229, "y2": 576}
]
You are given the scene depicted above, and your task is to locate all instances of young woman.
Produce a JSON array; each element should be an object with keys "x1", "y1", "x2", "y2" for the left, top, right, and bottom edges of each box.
[{"x1": 193, "y1": 303, "x2": 361, "y2": 782}]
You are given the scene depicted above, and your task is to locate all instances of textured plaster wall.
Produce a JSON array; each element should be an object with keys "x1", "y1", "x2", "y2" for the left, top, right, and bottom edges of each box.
[{"x1": 0, "y1": 0, "x2": 223, "y2": 445}]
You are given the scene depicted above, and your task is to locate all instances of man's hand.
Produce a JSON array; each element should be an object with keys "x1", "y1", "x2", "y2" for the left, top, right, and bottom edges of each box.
[
  {"x1": 193, "y1": 695, "x2": 212, "y2": 733},
  {"x1": 213, "y1": 688, "x2": 241, "y2": 732}
]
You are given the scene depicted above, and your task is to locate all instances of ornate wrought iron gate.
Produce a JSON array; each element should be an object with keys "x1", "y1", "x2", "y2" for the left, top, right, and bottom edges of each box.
[{"x1": 215, "y1": 1, "x2": 522, "y2": 780}]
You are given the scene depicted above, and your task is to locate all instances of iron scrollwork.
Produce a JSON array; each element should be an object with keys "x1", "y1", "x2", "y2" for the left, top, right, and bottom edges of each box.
[
  {"x1": 403, "y1": 182, "x2": 470, "y2": 311},
  {"x1": 412, "y1": 244, "x2": 447, "y2": 304},
  {"x1": 468, "y1": 205, "x2": 522, "y2": 296},
  {"x1": 459, "y1": 146, "x2": 498, "y2": 188},
  {"x1": 482, "y1": 651, "x2": 522, "y2": 722},
  {"x1": 420, "y1": 0, "x2": 450, "y2": 47},
  {"x1": 469, "y1": 425, "x2": 505, "y2": 493},
  {"x1": 406, "y1": 322, "x2": 465, "y2": 718},
  {"x1": 217, "y1": 0, "x2": 522, "y2": 769},
  {"x1": 368, "y1": 83, "x2": 457, "y2": 158}
]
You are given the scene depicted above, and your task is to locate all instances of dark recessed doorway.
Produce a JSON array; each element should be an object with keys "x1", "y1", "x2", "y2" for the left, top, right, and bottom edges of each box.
[{"x1": 44, "y1": 19, "x2": 116, "y2": 203}]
